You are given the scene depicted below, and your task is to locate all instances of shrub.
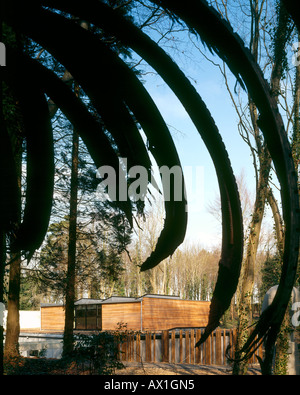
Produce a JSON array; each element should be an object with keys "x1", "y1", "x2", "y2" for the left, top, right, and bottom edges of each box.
[{"x1": 72, "y1": 330, "x2": 125, "y2": 374}]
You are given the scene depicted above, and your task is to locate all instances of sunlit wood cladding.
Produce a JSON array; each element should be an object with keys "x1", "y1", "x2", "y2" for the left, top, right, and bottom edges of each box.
[
  {"x1": 141, "y1": 297, "x2": 210, "y2": 331},
  {"x1": 40, "y1": 305, "x2": 65, "y2": 331},
  {"x1": 101, "y1": 302, "x2": 142, "y2": 331},
  {"x1": 40, "y1": 295, "x2": 211, "y2": 331}
]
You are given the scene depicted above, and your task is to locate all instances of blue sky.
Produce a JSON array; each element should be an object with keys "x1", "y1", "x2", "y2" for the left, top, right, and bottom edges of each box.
[{"x1": 141, "y1": 52, "x2": 257, "y2": 249}]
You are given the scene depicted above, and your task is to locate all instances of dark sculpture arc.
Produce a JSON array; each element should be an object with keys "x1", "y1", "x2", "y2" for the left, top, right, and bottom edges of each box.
[
  {"x1": 43, "y1": 0, "x2": 300, "y2": 359},
  {"x1": 282, "y1": 0, "x2": 300, "y2": 32},
  {"x1": 6, "y1": 47, "x2": 138, "y2": 223},
  {"x1": 3, "y1": 5, "x2": 187, "y2": 271},
  {"x1": 149, "y1": 0, "x2": 299, "y2": 370},
  {"x1": 2, "y1": 58, "x2": 55, "y2": 257},
  {"x1": 42, "y1": 0, "x2": 244, "y2": 339},
  {"x1": 0, "y1": 119, "x2": 20, "y2": 233},
  {"x1": 2, "y1": 0, "x2": 299, "y2": 374}
]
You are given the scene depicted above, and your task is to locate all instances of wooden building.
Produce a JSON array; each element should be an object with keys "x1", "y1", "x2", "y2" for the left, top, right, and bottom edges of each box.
[
  {"x1": 40, "y1": 294, "x2": 211, "y2": 332},
  {"x1": 40, "y1": 303, "x2": 65, "y2": 331}
]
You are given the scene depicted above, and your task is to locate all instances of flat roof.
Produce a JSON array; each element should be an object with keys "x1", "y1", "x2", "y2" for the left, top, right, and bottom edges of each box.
[
  {"x1": 101, "y1": 296, "x2": 137, "y2": 304},
  {"x1": 138, "y1": 294, "x2": 180, "y2": 299},
  {"x1": 75, "y1": 298, "x2": 103, "y2": 305},
  {"x1": 40, "y1": 303, "x2": 64, "y2": 308},
  {"x1": 41, "y1": 294, "x2": 194, "y2": 308}
]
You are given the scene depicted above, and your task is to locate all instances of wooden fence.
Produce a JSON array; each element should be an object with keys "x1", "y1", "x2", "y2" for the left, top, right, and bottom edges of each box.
[{"x1": 118, "y1": 328, "x2": 263, "y2": 366}]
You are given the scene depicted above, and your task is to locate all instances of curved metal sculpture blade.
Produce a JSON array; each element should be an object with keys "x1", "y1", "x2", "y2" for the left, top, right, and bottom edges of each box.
[
  {"x1": 89, "y1": 29, "x2": 187, "y2": 270},
  {"x1": 151, "y1": 0, "x2": 299, "y2": 371},
  {"x1": 3, "y1": 0, "x2": 299, "y2": 374},
  {"x1": 282, "y1": 0, "x2": 300, "y2": 31},
  {"x1": 0, "y1": 118, "x2": 20, "y2": 234},
  {"x1": 6, "y1": 47, "x2": 138, "y2": 223},
  {"x1": 4, "y1": 4, "x2": 187, "y2": 269},
  {"x1": 3, "y1": 7, "x2": 137, "y2": 228},
  {"x1": 44, "y1": 0, "x2": 243, "y2": 336},
  {"x1": 3, "y1": 56, "x2": 55, "y2": 257}
]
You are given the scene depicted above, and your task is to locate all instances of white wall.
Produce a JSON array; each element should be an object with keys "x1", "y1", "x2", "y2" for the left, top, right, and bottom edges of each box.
[{"x1": 2, "y1": 310, "x2": 41, "y2": 330}]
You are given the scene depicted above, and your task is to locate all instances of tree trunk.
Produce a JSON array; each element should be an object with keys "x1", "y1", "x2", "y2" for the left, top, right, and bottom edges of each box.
[
  {"x1": 265, "y1": 186, "x2": 290, "y2": 375},
  {"x1": 269, "y1": 36, "x2": 300, "y2": 374},
  {"x1": 62, "y1": 126, "x2": 79, "y2": 357},
  {"x1": 0, "y1": 231, "x2": 5, "y2": 375},
  {"x1": 4, "y1": 253, "x2": 21, "y2": 359},
  {"x1": 0, "y1": 21, "x2": 4, "y2": 371},
  {"x1": 266, "y1": 188, "x2": 284, "y2": 254},
  {"x1": 292, "y1": 33, "x2": 300, "y2": 173},
  {"x1": 62, "y1": 22, "x2": 89, "y2": 357},
  {"x1": 4, "y1": 130, "x2": 22, "y2": 361},
  {"x1": 233, "y1": 155, "x2": 271, "y2": 375},
  {"x1": 232, "y1": 0, "x2": 291, "y2": 374}
]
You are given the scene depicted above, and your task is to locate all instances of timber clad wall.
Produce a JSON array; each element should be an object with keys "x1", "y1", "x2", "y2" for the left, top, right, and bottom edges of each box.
[
  {"x1": 40, "y1": 295, "x2": 211, "y2": 332},
  {"x1": 141, "y1": 298, "x2": 210, "y2": 330},
  {"x1": 41, "y1": 305, "x2": 65, "y2": 331},
  {"x1": 100, "y1": 298, "x2": 210, "y2": 331},
  {"x1": 102, "y1": 302, "x2": 141, "y2": 331}
]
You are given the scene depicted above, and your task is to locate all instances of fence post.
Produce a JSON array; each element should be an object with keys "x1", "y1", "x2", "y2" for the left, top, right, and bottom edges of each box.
[
  {"x1": 195, "y1": 329, "x2": 201, "y2": 364},
  {"x1": 145, "y1": 332, "x2": 152, "y2": 362},
  {"x1": 127, "y1": 334, "x2": 131, "y2": 362},
  {"x1": 179, "y1": 330, "x2": 183, "y2": 363},
  {"x1": 205, "y1": 334, "x2": 212, "y2": 365},
  {"x1": 162, "y1": 330, "x2": 169, "y2": 362},
  {"x1": 185, "y1": 330, "x2": 190, "y2": 364},
  {"x1": 222, "y1": 329, "x2": 227, "y2": 364},
  {"x1": 190, "y1": 330, "x2": 195, "y2": 364},
  {"x1": 215, "y1": 330, "x2": 222, "y2": 365},
  {"x1": 136, "y1": 332, "x2": 141, "y2": 362},
  {"x1": 171, "y1": 330, "x2": 176, "y2": 363},
  {"x1": 153, "y1": 332, "x2": 156, "y2": 362}
]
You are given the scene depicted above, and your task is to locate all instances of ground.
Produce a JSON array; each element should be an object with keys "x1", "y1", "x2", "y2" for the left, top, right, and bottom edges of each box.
[
  {"x1": 4, "y1": 355, "x2": 261, "y2": 375},
  {"x1": 116, "y1": 362, "x2": 261, "y2": 375}
]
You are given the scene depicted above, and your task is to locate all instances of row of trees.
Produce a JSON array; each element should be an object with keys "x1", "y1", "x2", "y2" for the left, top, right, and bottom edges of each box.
[
  {"x1": 17, "y1": 194, "x2": 282, "y2": 314},
  {"x1": 19, "y1": 210, "x2": 220, "y2": 305}
]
